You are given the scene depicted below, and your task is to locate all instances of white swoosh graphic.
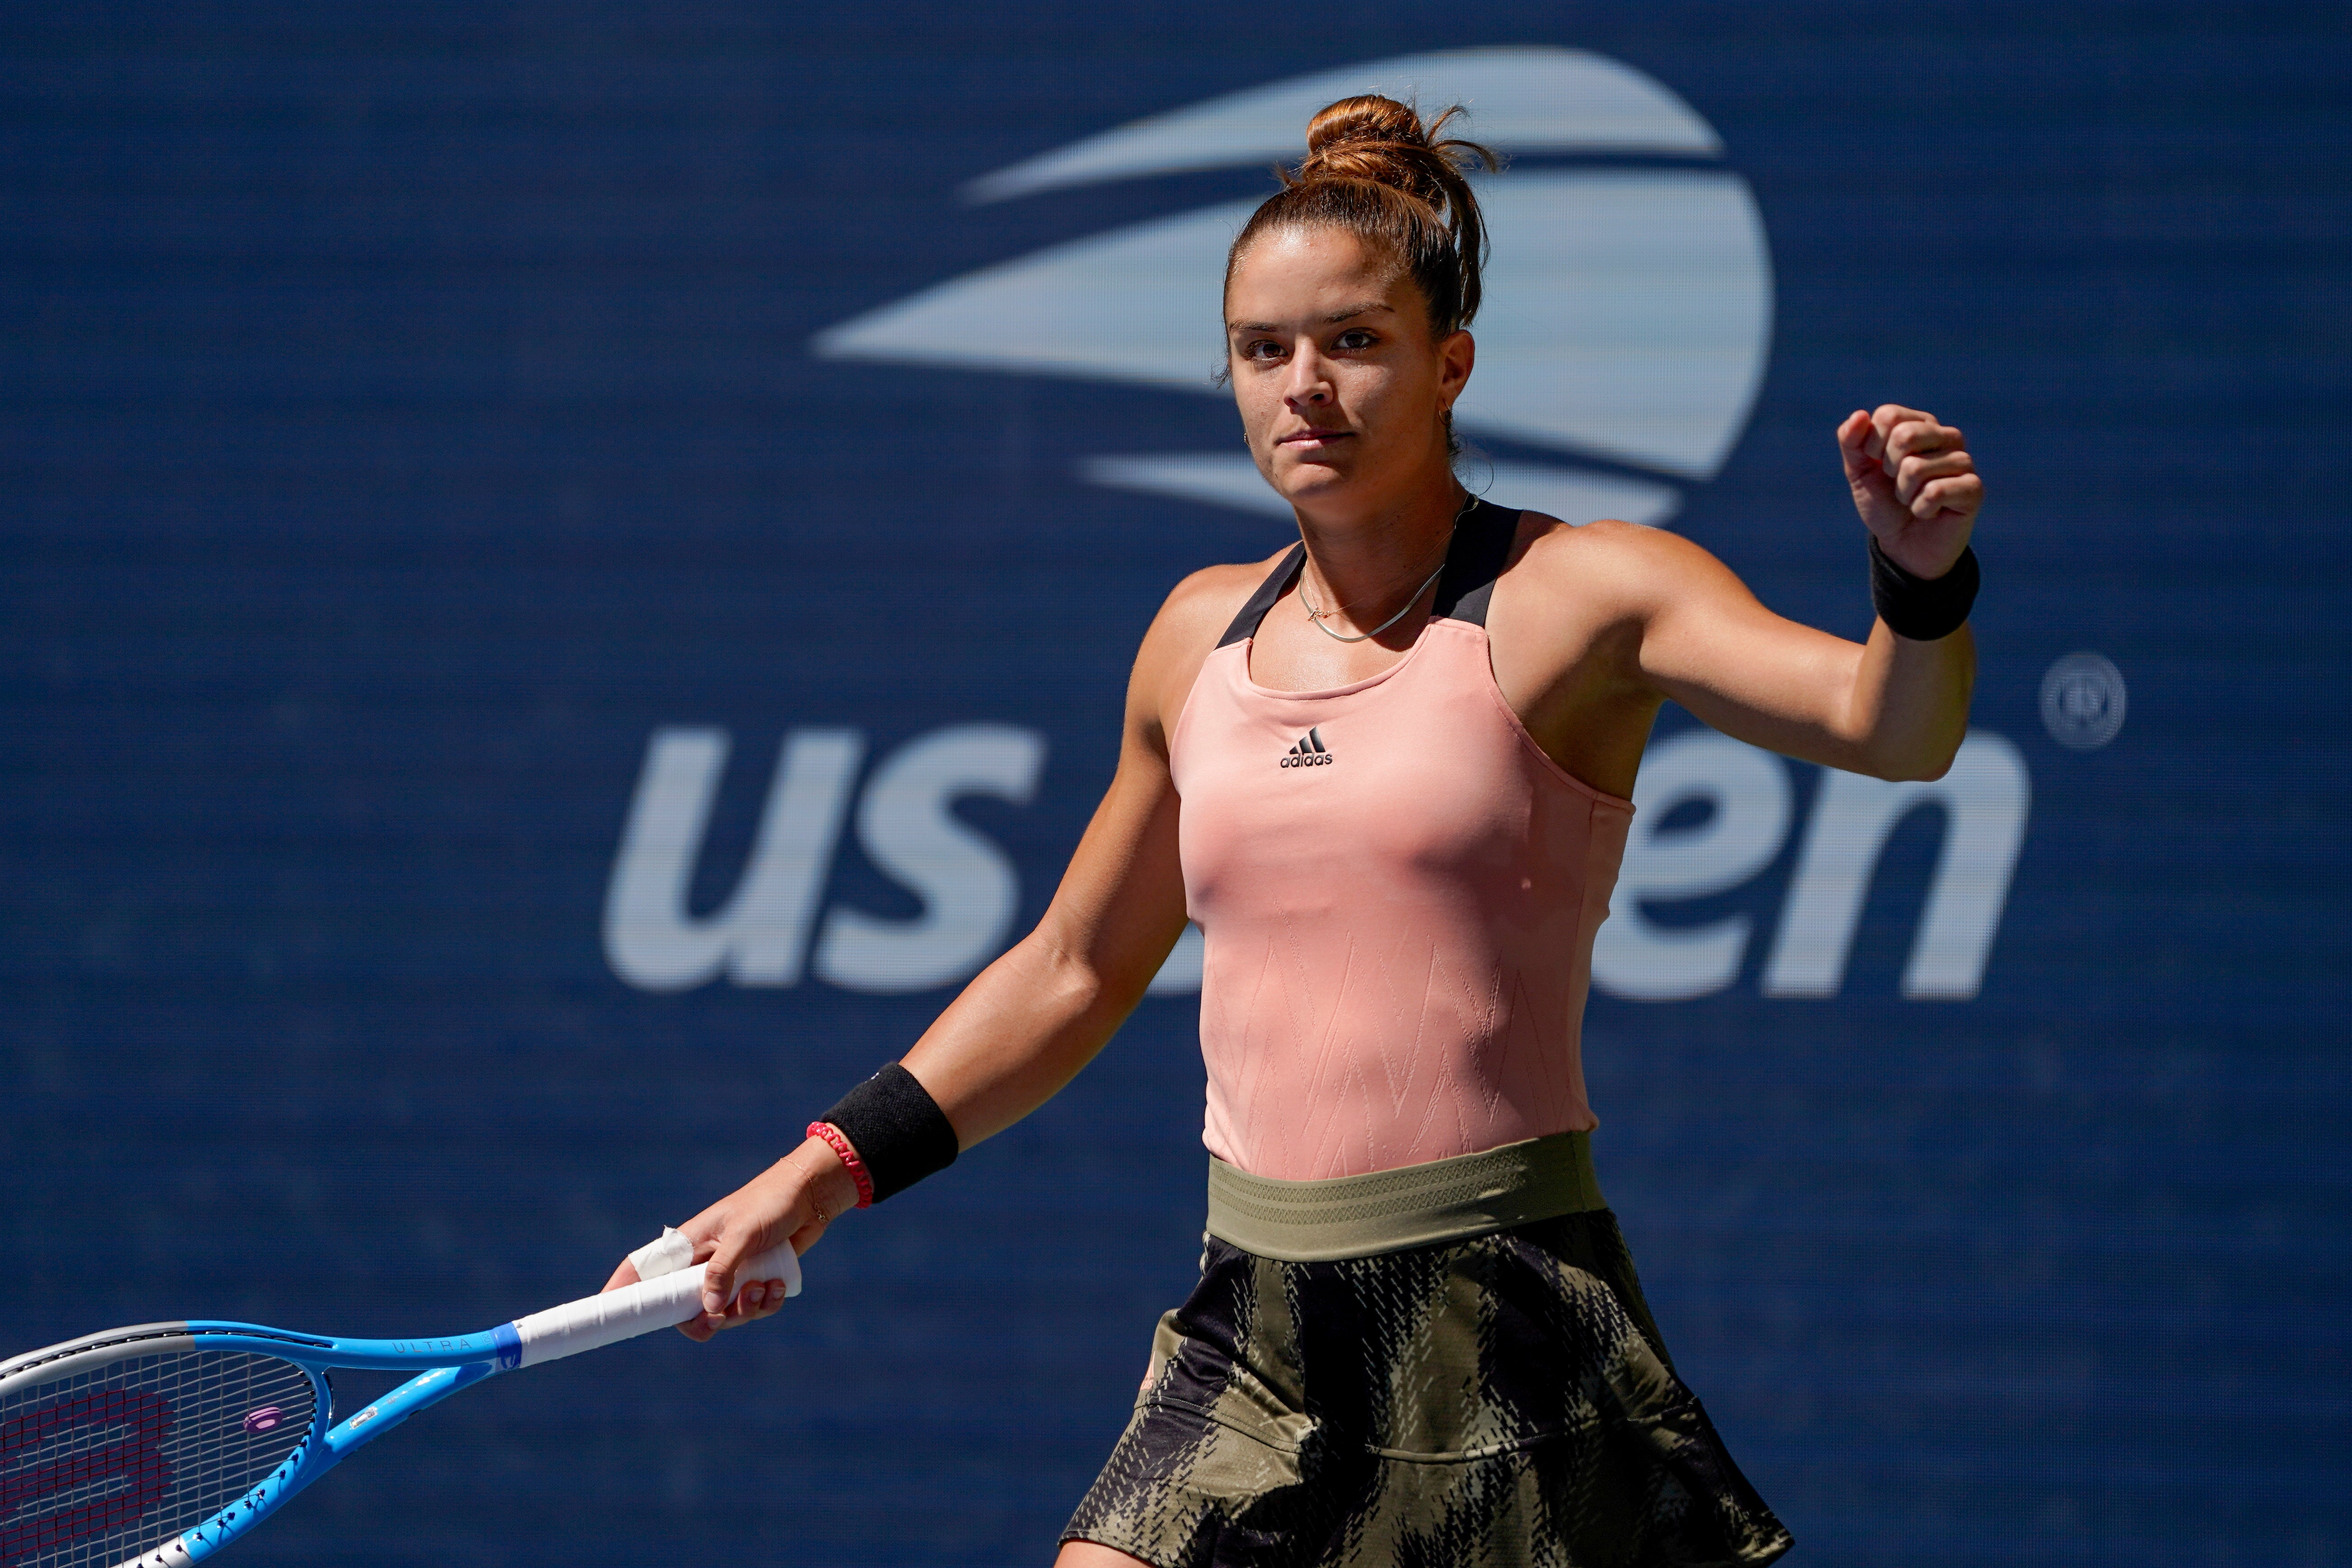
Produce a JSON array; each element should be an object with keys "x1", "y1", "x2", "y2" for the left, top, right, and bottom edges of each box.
[
  {"x1": 964, "y1": 46, "x2": 1720, "y2": 204},
  {"x1": 812, "y1": 47, "x2": 1774, "y2": 523},
  {"x1": 813, "y1": 170, "x2": 1771, "y2": 478}
]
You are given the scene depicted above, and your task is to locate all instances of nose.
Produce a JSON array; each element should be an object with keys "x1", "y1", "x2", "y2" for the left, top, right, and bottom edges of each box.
[{"x1": 1282, "y1": 341, "x2": 1333, "y2": 411}]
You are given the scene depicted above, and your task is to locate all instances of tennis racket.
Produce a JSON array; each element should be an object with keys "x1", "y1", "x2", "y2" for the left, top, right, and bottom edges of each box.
[{"x1": 0, "y1": 1236, "x2": 799, "y2": 1568}]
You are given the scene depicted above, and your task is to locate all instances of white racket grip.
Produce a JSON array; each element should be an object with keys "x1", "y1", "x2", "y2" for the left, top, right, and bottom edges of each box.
[{"x1": 511, "y1": 1244, "x2": 802, "y2": 1368}]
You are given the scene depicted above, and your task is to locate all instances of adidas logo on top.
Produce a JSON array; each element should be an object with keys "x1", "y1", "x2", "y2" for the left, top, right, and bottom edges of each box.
[{"x1": 1280, "y1": 728, "x2": 1335, "y2": 768}]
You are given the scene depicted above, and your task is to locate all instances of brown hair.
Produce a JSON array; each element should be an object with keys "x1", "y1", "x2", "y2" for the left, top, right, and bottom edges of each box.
[{"x1": 1224, "y1": 94, "x2": 1497, "y2": 339}]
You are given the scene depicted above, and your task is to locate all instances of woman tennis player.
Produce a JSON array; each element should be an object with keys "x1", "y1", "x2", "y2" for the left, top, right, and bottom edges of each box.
[{"x1": 608, "y1": 95, "x2": 1982, "y2": 1565}]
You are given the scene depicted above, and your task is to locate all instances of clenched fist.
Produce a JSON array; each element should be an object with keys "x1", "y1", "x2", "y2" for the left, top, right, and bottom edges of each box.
[{"x1": 1838, "y1": 404, "x2": 1983, "y2": 580}]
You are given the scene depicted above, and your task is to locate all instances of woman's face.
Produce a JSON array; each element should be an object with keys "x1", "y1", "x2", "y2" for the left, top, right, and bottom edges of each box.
[{"x1": 1224, "y1": 225, "x2": 1473, "y2": 514}]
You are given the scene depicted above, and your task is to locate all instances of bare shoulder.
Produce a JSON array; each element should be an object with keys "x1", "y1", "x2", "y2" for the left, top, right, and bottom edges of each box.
[
  {"x1": 1127, "y1": 549, "x2": 1292, "y2": 742},
  {"x1": 1151, "y1": 554, "x2": 1285, "y2": 646},
  {"x1": 1507, "y1": 512, "x2": 1750, "y2": 613}
]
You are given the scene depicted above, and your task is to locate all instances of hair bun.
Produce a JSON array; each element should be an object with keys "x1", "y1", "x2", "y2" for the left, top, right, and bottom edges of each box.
[
  {"x1": 1227, "y1": 94, "x2": 1497, "y2": 341},
  {"x1": 1295, "y1": 94, "x2": 1490, "y2": 212},
  {"x1": 1303, "y1": 94, "x2": 1431, "y2": 158}
]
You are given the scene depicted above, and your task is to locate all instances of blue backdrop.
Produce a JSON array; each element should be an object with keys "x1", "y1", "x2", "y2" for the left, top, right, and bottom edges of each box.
[{"x1": 4, "y1": 4, "x2": 2347, "y2": 1564}]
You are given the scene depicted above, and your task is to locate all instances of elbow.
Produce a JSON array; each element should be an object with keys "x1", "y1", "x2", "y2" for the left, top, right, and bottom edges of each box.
[
  {"x1": 1018, "y1": 924, "x2": 1147, "y2": 1022},
  {"x1": 1019, "y1": 930, "x2": 1111, "y2": 1013},
  {"x1": 1886, "y1": 753, "x2": 1956, "y2": 784},
  {"x1": 1861, "y1": 734, "x2": 1962, "y2": 783}
]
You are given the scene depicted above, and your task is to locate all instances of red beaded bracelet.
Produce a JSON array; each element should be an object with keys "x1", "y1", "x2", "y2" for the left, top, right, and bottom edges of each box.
[{"x1": 806, "y1": 1121, "x2": 876, "y2": 1209}]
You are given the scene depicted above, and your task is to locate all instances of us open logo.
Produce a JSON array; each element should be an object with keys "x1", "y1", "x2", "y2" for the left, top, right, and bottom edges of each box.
[{"x1": 812, "y1": 46, "x2": 1776, "y2": 529}]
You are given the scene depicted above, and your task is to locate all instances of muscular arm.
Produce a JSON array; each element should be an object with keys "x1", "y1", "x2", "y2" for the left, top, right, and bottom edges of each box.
[
  {"x1": 1635, "y1": 536, "x2": 1974, "y2": 782},
  {"x1": 1647, "y1": 404, "x2": 1980, "y2": 779},
  {"x1": 619, "y1": 561, "x2": 1259, "y2": 1333},
  {"x1": 895, "y1": 664, "x2": 1193, "y2": 1146},
  {"x1": 898, "y1": 558, "x2": 1260, "y2": 1141},
  {"x1": 1508, "y1": 404, "x2": 1982, "y2": 785}
]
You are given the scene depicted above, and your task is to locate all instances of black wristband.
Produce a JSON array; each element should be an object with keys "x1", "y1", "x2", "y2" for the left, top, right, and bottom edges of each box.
[
  {"x1": 1869, "y1": 535, "x2": 1979, "y2": 641},
  {"x1": 818, "y1": 1062, "x2": 960, "y2": 1203}
]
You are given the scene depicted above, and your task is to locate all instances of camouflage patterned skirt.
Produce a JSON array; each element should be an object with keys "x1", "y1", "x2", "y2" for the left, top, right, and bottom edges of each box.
[{"x1": 1062, "y1": 1137, "x2": 1792, "y2": 1568}]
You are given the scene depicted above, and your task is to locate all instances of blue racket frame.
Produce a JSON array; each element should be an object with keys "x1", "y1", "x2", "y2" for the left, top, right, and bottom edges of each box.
[
  {"x1": 51, "y1": 1323, "x2": 519, "y2": 1564},
  {"x1": 4, "y1": 1244, "x2": 797, "y2": 1567}
]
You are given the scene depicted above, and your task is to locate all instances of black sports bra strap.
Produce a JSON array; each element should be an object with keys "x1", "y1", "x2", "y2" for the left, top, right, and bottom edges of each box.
[
  {"x1": 1214, "y1": 542, "x2": 1308, "y2": 648},
  {"x1": 1431, "y1": 497, "x2": 1523, "y2": 628},
  {"x1": 1215, "y1": 500, "x2": 1521, "y2": 646}
]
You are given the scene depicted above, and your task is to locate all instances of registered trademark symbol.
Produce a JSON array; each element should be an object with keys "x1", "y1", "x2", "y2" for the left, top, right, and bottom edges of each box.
[{"x1": 2040, "y1": 652, "x2": 2126, "y2": 750}]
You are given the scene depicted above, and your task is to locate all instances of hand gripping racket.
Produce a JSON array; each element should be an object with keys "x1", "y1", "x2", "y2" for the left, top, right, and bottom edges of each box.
[{"x1": 0, "y1": 1235, "x2": 798, "y2": 1568}]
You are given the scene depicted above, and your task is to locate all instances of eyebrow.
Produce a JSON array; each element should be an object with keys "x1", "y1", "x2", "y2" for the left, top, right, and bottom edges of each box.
[{"x1": 1227, "y1": 301, "x2": 1397, "y2": 334}]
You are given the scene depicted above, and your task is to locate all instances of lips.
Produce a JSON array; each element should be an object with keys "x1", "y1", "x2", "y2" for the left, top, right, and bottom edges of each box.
[{"x1": 1278, "y1": 429, "x2": 1353, "y2": 446}]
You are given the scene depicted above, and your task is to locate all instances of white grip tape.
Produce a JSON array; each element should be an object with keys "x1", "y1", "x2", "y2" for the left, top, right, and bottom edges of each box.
[
  {"x1": 512, "y1": 1243, "x2": 802, "y2": 1368},
  {"x1": 627, "y1": 1226, "x2": 696, "y2": 1281}
]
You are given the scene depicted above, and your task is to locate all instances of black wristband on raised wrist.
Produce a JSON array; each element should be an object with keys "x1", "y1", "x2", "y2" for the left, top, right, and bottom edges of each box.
[
  {"x1": 818, "y1": 1062, "x2": 960, "y2": 1203},
  {"x1": 1869, "y1": 535, "x2": 1980, "y2": 641}
]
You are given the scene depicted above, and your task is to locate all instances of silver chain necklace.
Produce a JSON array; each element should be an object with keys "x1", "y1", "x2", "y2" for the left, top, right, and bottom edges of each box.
[{"x1": 1297, "y1": 496, "x2": 1474, "y2": 644}]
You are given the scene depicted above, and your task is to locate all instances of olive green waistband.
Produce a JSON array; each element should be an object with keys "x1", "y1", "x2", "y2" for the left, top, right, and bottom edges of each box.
[{"x1": 1205, "y1": 1131, "x2": 1607, "y2": 1263}]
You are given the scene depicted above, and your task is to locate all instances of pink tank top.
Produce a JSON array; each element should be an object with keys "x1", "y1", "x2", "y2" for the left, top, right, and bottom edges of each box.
[{"x1": 1169, "y1": 501, "x2": 1635, "y2": 1181}]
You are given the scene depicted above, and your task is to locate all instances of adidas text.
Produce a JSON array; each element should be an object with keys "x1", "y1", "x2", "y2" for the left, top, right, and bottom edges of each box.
[{"x1": 1280, "y1": 728, "x2": 1334, "y2": 768}]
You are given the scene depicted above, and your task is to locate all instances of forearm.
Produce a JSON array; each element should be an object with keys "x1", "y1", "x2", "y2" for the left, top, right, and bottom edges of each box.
[
  {"x1": 1811, "y1": 401, "x2": 1981, "y2": 780},
  {"x1": 1839, "y1": 619, "x2": 1975, "y2": 780},
  {"x1": 897, "y1": 924, "x2": 1156, "y2": 1149},
  {"x1": 785, "y1": 935, "x2": 1129, "y2": 1220},
  {"x1": 641, "y1": 902, "x2": 1162, "y2": 1322}
]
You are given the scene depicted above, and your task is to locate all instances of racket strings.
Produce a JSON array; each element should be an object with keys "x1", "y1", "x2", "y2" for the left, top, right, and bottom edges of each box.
[{"x1": 0, "y1": 1349, "x2": 314, "y2": 1568}]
